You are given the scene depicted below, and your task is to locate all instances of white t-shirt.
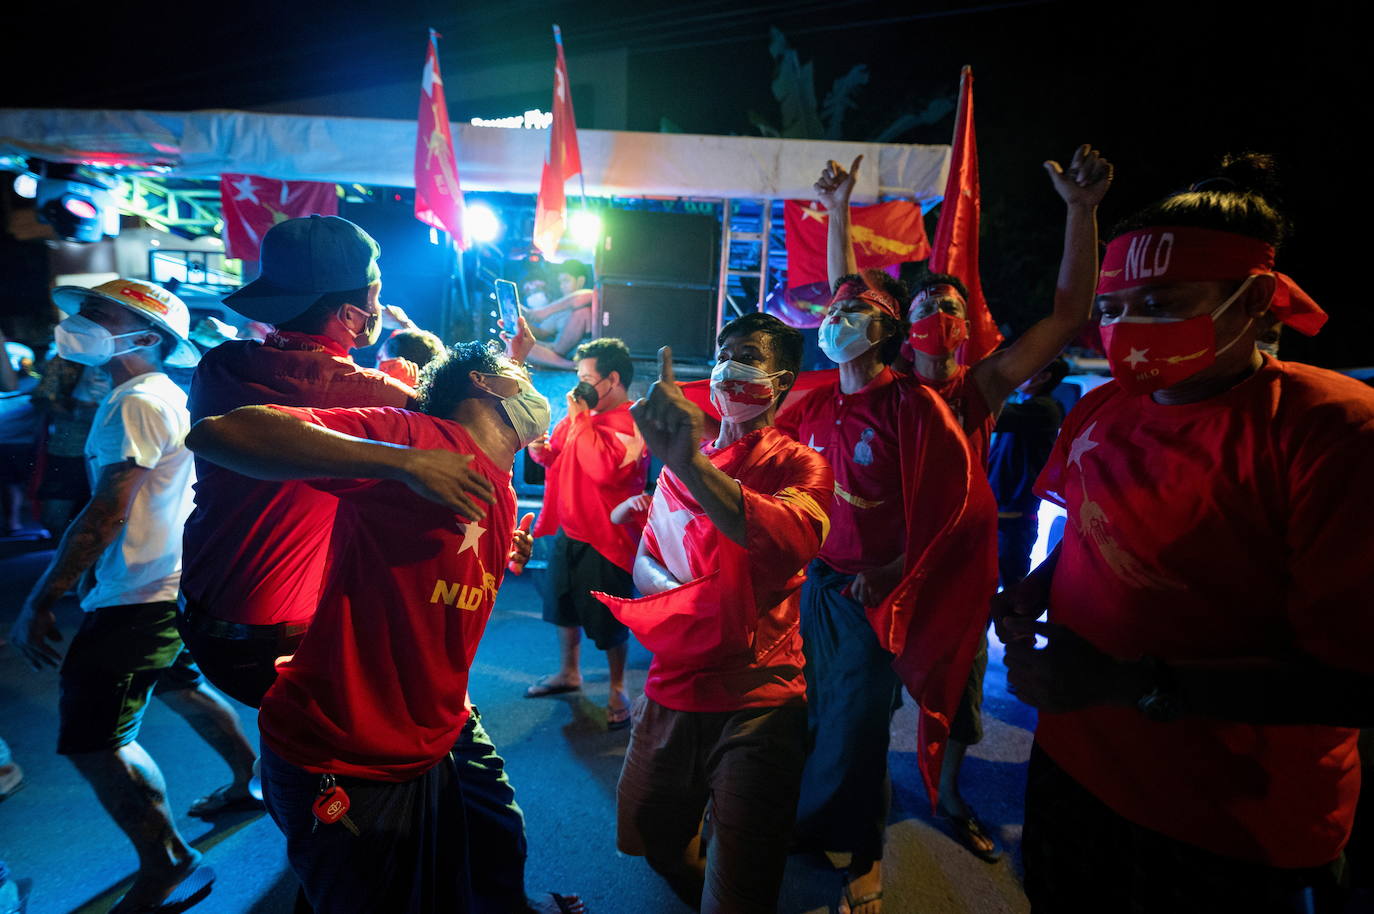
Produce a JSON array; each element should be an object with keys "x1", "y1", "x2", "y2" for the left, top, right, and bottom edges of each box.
[{"x1": 82, "y1": 372, "x2": 195, "y2": 611}]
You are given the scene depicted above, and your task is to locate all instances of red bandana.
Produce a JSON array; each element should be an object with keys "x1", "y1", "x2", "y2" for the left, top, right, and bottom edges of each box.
[
  {"x1": 1097, "y1": 226, "x2": 1327, "y2": 336},
  {"x1": 830, "y1": 276, "x2": 902, "y2": 321}
]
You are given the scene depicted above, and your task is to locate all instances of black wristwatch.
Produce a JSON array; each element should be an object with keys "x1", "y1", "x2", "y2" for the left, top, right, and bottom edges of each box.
[{"x1": 1135, "y1": 656, "x2": 1184, "y2": 722}]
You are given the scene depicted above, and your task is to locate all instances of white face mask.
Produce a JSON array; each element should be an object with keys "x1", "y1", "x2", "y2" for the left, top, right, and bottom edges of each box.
[
  {"x1": 54, "y1": 315, "x2": 155, "y2": 367},
  {"x1": 709, "y1": 359, "x2": 786, "y2": 422},
  {"x1": 493, "y1": 373, "x2": 552, "y2": 449},
  {"x1": 818, "y1": 310, "x2": 877, "y2": 364}
]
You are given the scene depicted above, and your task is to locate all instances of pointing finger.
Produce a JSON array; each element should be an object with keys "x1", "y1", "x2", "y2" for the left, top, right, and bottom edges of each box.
[{"x1": 657, "y1": 346, "x2": 676, "y2": 385}]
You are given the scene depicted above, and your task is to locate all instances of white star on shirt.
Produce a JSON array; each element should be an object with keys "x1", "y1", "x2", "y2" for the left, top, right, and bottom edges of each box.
[
  {"x1": 615, "y1": 430, "x2": 644, "y2": 468},
  {"x1": 1067, "y1": 421, "x2": 1100, "y2": 470},
  {"x1": 230, "y1": 175, "x2": 260, "y2": 204},
  {"x1": 422, "y1": 54, "x2": 442, "y2": 97},
  {"x1": 457, "y1": 521, "x2": 486, "y2": 555},
  {"x1": 1123, "y1": 347, "x2": 1150, "y2": 368},
  {"x1": 806, "y1": 434, "x2": 826, "y2": 453},
  {"x1": 654, "y1": 506, "x2": 696, "y2": 584}
]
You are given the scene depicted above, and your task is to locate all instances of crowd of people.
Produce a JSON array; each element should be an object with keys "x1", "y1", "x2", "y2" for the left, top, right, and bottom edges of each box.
[{"x1": 2, "y1": 142, "x2": 1372, "y2": 914}]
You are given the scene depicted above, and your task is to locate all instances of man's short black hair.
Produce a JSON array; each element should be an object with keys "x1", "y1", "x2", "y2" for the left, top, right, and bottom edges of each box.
[
  {"x1": 1035, "y1": 356, "x2": 1071, "y2": 395},
  {"x1": 910, "y1": 272, "x2": 970, "y2": 303},
  {"x1": 383, "y1": 329, "x2": 445, "y2": 368},
  {"x1": 275, "y1": 287, "x2": 372, "y2": 334},
  {"x1": 573, "y1": 337, "x2": 634, "y2": 388},
  {"x1": 717, "y1": 312, "x2": 803, "y2": 404},
  {"x1": 417, "y1": 341, "x2": 505, "y2": 419},
  {"x1": 555, "y1": 260, "x2": 589, "y2": 283}
]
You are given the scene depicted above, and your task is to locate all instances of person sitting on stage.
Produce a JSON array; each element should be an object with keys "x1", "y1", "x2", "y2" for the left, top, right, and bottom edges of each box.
[
  {"x1": 998, "y1": 153, "x2": 1374, "y2": 912},
  {"x1": 524, "y1": 260, "x2": 595, "y2": 369},
  {"x1": 524, "y1": 337, "x2": 648, "y2": 730},
  {"x1": 186, "y1": 341, "x2": 583, "y2": 914},
  {"x1": 599, "y1": 314, "x2": 833, "y2": 914}
]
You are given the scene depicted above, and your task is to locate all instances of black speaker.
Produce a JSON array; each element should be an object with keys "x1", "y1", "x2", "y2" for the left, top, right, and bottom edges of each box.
[
  {"x1": 339, "y1": 199, "x2": 452, "y2": 333},
  {"x1": 597, "y1": 281, "x2": 717, "y2": 362},
  {"x1": 597, "y1": 210, "x2": 719, "y2": 285}
]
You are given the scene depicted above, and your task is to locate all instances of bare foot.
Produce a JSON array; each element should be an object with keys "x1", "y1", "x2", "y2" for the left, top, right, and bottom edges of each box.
[{"x1": 839, "y1": 860, "x2": 882, "y2": 914}]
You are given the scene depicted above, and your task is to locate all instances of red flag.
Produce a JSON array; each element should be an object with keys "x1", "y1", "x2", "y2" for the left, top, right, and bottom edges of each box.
[
  {"x1": 219, "y1": 175, "x2": 337, "y2": 261},
  {"x1": 414, "y1": 30, "x2": 465, "y2": 247},
  {"x1": 533, "y1": 25, "x2": 583, "y2": 258},
  {"x1": 930, "y1": 66, "x2": 1002, "y2": 364},
  {"x1": 784, "y1": 200, "x2": 930, "y2": 288}
]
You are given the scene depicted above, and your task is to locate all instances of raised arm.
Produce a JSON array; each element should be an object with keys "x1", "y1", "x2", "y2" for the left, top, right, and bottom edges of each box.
[
  {"x1": 187, "y1": 405, "x2": 495, "y2": 519},
  {"x1": 972, "y1": 145, "x2": 1113, "y2": 407},
  {"x1": 817, "y1": 155, "x2": 862, "y2": 290}
]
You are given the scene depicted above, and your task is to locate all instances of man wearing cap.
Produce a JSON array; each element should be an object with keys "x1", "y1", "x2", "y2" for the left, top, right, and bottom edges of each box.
[
  {"x1": 179, "y1": 214, "x2": 415, "y2": 709},
  {"x1": 10, "y1": 279, "x2": 259, "y2": 914}
]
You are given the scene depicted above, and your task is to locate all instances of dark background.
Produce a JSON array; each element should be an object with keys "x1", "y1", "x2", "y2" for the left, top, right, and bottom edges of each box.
[{"x1": 5, "y1": 0, "x2": 1365, "y2": 367}]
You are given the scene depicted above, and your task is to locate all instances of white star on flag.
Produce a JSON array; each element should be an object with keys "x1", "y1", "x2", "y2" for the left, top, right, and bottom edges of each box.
[
  {"x1": 422, "y1": 55, "x2": 441, "y2": 97},
  {"x1": 1124, "y1": 347, "x2": 1150, "y2": 368},
  {"x1": 457, "y1": 521, "x2": 486, "y2": 555},
  {"x1": 1067, "y1": 421, "x2": 1100, "y2": 470},
  {"x1": 615, "y1": 430, "x2": 644, "y2": 469},
  {"x1": 654, "y1": 506, "x2": 697, "y2": 584},
  {"x1": 807, "y1": 434, "x2": 826, "y2": 453},
  {"x1": 231, "y1": 176, "x2": 260, "y2": 204}
]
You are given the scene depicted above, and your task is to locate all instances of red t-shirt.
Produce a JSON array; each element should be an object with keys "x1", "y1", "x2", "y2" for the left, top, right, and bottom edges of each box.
[
  {"x1": 257, "y1": 406, "x2": 516, "y2": 782},
  {"x1": 921, "y1": 365, "x2": 997, "y2": 467},
  {"x1": 530, "y1": 402, "x2": 648, "y2": 572},
  {"x1": 183, "y1": 332, "x2": 415, "y2": 625},
  {"x1": 1034, "y1": 356, "x2": 1374, "y2": 867},
  {"x1": 777, "y1": 367, "x2": 959, "y2": 574},
  {"x1": 597, "y1": 427, "x2": 833, "y2": 712}
]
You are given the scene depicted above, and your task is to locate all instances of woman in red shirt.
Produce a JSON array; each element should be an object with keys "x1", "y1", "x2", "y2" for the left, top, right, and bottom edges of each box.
[{"x1": 997, "y1": 154, "x2": 1374, "y2": 911}]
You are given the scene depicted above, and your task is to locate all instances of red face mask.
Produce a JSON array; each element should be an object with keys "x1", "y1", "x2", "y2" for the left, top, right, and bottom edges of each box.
[
  {"x1": 907, "y1": 311, "x2": 970, "y2": 356},
  {"x1": 1100, "y1": 276, "x2": 1257, "y2": 395}
]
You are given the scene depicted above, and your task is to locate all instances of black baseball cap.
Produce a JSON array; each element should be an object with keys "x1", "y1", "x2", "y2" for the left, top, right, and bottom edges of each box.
[{"x1": 224, "y1": 215, "x2": 381, "y2": 324}]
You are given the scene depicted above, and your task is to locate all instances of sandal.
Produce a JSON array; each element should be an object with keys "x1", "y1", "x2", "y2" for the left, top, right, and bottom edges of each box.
[
  {"x1": 842, "y1": 881, "x2": 882, "y2": 914},
  {"x1": 606, "y1": 705, "x2": 631, "y2": 731},
  {"x1": 941, "y1": 810, "x2": 1003, "y2": 863},
  {"x1": 109, "y1": 864, "x2": 215, "y2": 913},
  {"x1": 188, "y1": 784, "x2": 264, "y2": 818},
  {"x1": 524, "y1": 676, "x2": 582, "y2": 698}
]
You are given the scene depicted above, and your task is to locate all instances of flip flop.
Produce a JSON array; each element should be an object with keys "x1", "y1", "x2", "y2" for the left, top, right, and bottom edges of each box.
[
  {"x1": 524, "y1": 677, "x2": 582, "y2": 698},
  {"x1": 606, "y1": 705, "x2": 631, "y2": 731},
  {"x1": 188, "y1": 784, "x2": 264, "y2": 818},
  {"x1": 842, "y1": 878, "x2": 882, "y2": 914},
  {"x1": 941, "y1": 810, "x2": 1003, "y2": 863},
  {"x1": 545, "y1": 892, "x2": 586, "y2": 914},
  {"x1": 109, "y1": 864, "x2": 215, "y2": 914}
]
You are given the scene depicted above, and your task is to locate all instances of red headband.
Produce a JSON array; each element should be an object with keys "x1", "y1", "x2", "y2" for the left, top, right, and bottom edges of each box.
[
  {"x1": 1097, "y1": 226, "x2": 1327, "y2": 336},
  {"x1": 830, "y1": 277, "x2": 902, "y2": 321}
]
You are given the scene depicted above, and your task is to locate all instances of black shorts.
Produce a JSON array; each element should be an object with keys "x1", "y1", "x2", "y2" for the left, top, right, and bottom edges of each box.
[
  {"x1": 58, "y1": 601, "x2": 204, "y2": 755},
  {"x1": 541, "y1": 532, "x2": 631, "y2": 650}
]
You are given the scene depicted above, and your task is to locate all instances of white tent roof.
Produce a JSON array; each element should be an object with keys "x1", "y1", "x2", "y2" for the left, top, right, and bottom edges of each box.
[{"x1": 0, "y1": 108, "x2": 949, "y2": 204}]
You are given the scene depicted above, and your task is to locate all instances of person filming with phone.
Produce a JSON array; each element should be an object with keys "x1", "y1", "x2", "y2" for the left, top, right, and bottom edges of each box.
[{"x1": 524, "y1": 338, "x2": 648, "y2": 731}]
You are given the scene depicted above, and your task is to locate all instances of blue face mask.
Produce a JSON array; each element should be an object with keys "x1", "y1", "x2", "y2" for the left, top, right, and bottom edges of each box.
[
  {"x1": 818, "y1": 310, "x2": 876, "y2": 364},
  {"x1": 490, "y1": 372, "x2": 551, "y2": 448},
  {"x1": 54, "y1": 315, "x2": 155, "y2": 366}
]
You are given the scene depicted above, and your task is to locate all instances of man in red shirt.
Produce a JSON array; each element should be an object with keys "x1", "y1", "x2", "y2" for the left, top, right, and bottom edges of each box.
[
  {"x1": 597, "y1": 313, "x2": 832, "y2": 914},
  {"x1": 524, "y1": 337, "x2": 647, "y2": 729},
  {"x1": 997, "y1": 157, "x2": 1373, "y2": 910},
  {"x1": 776, "y1": 273, "x2": 998, "y2": 912},
  {"x1": 187, "y1": 341, "x2": 583, "y2": 914},
  {"x1": 181, "y1": 215, "x2": 416, "y2": 710},
  {"x1": 813, "y1": 147, "x2": 1112, "y2": 862}
]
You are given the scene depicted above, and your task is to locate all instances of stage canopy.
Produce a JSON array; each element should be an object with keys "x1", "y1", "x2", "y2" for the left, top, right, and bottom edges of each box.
[{"x1": 0, "y1": 108, "x2": 950, "y2": 204}]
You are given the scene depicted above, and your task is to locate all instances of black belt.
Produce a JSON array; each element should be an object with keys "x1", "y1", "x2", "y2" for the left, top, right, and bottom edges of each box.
[{"x1": 180, "y1": 602, "x2": 311, "y2": 641}]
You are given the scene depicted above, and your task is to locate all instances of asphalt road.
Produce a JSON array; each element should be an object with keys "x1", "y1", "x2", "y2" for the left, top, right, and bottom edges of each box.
[{"x1": 0, "y1": 529, "x2": 1034, "y2": 914}]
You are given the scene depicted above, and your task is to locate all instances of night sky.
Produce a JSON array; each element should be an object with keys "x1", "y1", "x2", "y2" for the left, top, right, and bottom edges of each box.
[{"x1": 7, "y1": 0, "x2": 1366, "y2": 367}]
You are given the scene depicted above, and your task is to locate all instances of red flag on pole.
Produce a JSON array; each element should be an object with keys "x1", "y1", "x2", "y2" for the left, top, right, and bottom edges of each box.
[
  {"x1": 414, "y1": 29, "x2": 466, "y2": 247},
  {"x1": 219, "y1": 175, "x2": 338, "y2": 261},
  {"x1": 930, "y1": 66, "x2": 1002, "y2": 364},
  {"x1": 784, "y1": 199, "x2": 930, "y2": 288},
  {"x1": 533, "y1": 25, "x2": 583, "y2": 259}
]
